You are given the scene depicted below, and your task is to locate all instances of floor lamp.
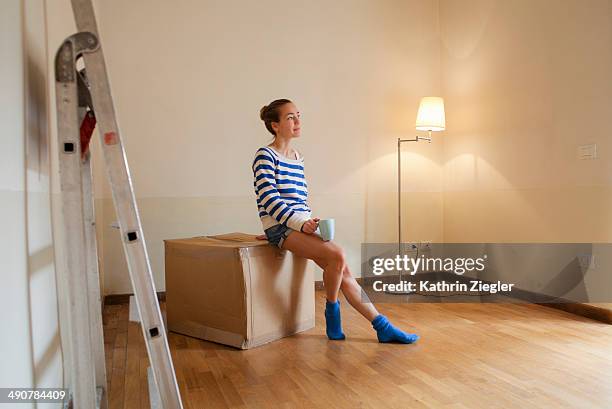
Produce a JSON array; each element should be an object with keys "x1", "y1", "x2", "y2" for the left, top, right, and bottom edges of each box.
[{"x1": 387, "y1": 97, "x2": 446, "y2": 295}]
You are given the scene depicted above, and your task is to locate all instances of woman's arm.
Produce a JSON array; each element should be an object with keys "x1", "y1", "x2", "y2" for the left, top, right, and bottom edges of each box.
[{"x1": 252, "y1": 148, "x2": 310, "y2": 231}]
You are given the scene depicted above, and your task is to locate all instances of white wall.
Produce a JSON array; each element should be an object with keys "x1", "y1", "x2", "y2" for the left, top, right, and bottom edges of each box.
[
  {"x1": 439, "y1": 0, "x2": 612, "y2": 302},
  {"x1": 1, "y1": 0, "x2": 65, "y2": 405},
  {"x1": 0, "y1": 0, "x2": 34, "y2": 397},
  {"x1": 93, "y1": 0, "x2": 443, "y2": 293},
  {"x1": 441, "y1": 0, "x2": 612, "y2": 242},
  {"x1": 83, "y1": 0, "x2": 612, "y2": 302}
]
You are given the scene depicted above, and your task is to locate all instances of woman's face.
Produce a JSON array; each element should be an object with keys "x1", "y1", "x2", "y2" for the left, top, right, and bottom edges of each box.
[{"x1": 272, "y1": 103, "x2": 301, "y2": 138}]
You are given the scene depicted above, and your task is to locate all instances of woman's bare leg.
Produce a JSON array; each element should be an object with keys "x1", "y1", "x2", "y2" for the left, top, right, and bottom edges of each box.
[
  {"x1": 281, "y1": 231, "x2": 345, "y2": 303},
  {"x1": 338, "y1": 263, "x2": 418, "y2": 342},
  {"x1": 282, "y1": 230, "x2": 378, "y2": 320},
  {"x1": 312, "y1": 259, "x2": 379, "y2": 321},
  {"x1": 339, "y1": 265, "x2": 379, "y2": 321},
  {"x1": 283, "y1": 232, "x2": 419, "y2": 343}
]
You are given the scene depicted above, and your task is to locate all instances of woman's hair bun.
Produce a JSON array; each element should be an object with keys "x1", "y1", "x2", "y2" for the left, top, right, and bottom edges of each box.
[
  {"x1": 259, "y1": 98, "x2": 292, "y2": 136},
  {"x1": 259, "y1": 105, "x2": 268, "y2": 121}
]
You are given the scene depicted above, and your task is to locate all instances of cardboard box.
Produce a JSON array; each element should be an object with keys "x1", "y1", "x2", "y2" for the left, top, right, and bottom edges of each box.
[{"x1": 164, "y1": 232, "x2": 315, "y2": 349}]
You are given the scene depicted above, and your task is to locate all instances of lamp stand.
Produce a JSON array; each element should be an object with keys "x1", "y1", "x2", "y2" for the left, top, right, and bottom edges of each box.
[{"x1": 384, "y1": 134, "x2": 431, "y2": 295}]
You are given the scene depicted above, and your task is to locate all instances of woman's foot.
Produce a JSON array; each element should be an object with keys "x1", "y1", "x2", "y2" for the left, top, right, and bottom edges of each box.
[
  {"x1": 325, "y1": 299, "x2": 346, "y2": 340},
  {"x1": 372, "y1": 314, "x2": 419, "y2": 344}
]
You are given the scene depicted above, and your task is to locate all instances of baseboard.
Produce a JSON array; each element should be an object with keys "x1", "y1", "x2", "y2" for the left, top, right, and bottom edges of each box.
[
  {"x1": 316, "y1": 273, "x2": 612, "y2": 325},
  {"x1": 539, "y1": 303, "x2": 612, "y2": 324},
  {"x1": 104, "y1": 284, "x2": 610, "y2": 324},
  {"x1": 104, "y1": 291, "x2": 166, "y2": 306}
]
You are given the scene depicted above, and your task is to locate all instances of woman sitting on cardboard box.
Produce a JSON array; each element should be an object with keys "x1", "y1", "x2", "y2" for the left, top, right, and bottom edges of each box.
[{"x1": 252, "y1": 98, "x2": 419, "y2": 344}]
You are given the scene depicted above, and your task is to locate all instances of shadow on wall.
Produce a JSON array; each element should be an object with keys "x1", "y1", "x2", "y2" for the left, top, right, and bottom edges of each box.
[
  {"x1": 23, "y1": 4, "x2": 65, "y2": 389},
  {"x1": 453, "y1": 243, "x2": 602, "y2": 302},
  {"x1": 439, "y1": 0, "x2": 496, "y2": 60},
  {"x1": 482, "y1": 243, "x2": 593, "y2": 302},
  {"x1": 26, "y1": 52, "x2": 50, "y2": 178}
]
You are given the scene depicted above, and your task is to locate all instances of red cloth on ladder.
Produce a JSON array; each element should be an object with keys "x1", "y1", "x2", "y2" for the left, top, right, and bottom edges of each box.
[{"x1": 80, "y1": 110, "x2": 97, "y2": 157}]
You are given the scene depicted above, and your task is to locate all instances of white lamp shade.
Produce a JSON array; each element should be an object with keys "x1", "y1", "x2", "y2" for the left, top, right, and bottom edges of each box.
[{"x1": 415, "y1": 97, "x2": 445, "y2": 132}]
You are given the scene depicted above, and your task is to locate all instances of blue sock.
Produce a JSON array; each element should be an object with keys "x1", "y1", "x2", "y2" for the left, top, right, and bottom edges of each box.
[
  {"x1": 372, "y1": 314, "x2": 419, "y2": 344},
  {"x1": 325, "y1": 299, "x2": 346, "y2": 340}
]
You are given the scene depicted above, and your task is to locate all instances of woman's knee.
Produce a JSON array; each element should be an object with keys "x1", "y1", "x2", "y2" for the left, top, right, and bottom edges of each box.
[
  {"x1": 284, "y1": 232, "x2": 345, "y2": 272},
  {"x1": 342, "y1": 264, "x2": 353, "y2": 279},
  {"x1": 324, "y1": 245, "x2": 345, "y2": 271}
]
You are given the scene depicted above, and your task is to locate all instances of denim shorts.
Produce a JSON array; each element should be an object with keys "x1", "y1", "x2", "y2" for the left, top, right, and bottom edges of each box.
[{"x1": 264, "y1": 224, "x2": 295, "y2": 249}]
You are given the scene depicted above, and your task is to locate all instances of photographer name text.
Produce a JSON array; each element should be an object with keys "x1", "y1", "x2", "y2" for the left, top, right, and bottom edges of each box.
[{"x1": 372, "y1": 279, "x2": 515, "y2": 294}]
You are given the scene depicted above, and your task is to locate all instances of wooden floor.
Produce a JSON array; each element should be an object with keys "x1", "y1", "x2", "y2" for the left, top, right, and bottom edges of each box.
[{"x1": 103, "y1": 291, "x2": 612, "y2": 409}]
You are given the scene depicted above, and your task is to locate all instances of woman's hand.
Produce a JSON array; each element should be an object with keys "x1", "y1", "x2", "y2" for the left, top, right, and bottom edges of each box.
[
  {"x1": 255, "y1": 234, "x2": 267, "y2": 240},
  {"x1": 301, "y1": 218, "x2": 320, "y2": 234}
]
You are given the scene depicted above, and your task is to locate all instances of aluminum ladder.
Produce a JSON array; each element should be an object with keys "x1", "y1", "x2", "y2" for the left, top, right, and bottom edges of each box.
[{"x1": 54, "y1": 0, "x2": 183, "y2": 408}]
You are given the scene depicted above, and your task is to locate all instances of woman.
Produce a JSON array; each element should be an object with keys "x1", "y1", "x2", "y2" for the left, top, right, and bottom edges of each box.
[{"x1": 252, "y1": 98, "x2": 419, "y2": 344}]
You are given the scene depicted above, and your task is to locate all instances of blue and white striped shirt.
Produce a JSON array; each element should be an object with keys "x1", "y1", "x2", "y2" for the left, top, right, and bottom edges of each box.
[{"x1": 252, "y1": 146, "x2": 312, "y2": 231}]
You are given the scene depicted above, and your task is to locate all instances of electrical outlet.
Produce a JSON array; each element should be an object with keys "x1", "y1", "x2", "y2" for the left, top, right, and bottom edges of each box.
[
  {"x1": 578, "y1": 254, "x2": 595, "y2": 271},
  {"x1": 420, "y1": 241, "x2": 432, "y2": 251},
  {"x1": 400, "y1": 242, "x2": 418, "y2": 254},
  {"x1": 578, "y1": 144, "x2": 597, "y2": 160}
]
